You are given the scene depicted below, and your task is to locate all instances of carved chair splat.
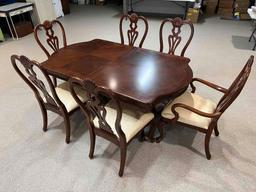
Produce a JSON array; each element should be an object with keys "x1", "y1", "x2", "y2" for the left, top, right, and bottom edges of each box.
[
  {"x1": 34, "y1": 20, "x2": 67, "y2": 86},
  {"x1": 159, "y1": 17, "x2": 194, "y2": 56},
  {"x1": 120, "y1": 13, "x2": 149, "y2": 48}
]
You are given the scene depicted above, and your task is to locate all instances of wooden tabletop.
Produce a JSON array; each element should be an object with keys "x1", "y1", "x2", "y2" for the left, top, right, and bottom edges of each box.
[{"x1": 42, "y1": 39, "x2": 193, "y2": 108}]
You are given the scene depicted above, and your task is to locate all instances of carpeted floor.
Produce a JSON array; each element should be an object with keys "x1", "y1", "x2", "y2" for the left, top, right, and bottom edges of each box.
[{"x1": 0, "y1": 5, "x2": 256, "y2": 192}]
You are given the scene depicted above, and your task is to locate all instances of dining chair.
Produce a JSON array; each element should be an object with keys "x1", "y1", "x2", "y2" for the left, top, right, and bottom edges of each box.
[
  {"x1": 11, "y1": 55, "x2": 87, "y2": 144},
  {"x1": 159, "y1": 17, "x2": 194, "y2": 57},
  {"x1": 69, "y1": 78, "x2": 154, "y2": 177},
  {"x1": 119, "y1": 13, "x2": 149, "y2": 48},
  {"x1": 160, "y1": 56, "x2": 254, "y2": 159},
  {"x1": 34, "y1": 20, "x2": 67, "y2": 86}
]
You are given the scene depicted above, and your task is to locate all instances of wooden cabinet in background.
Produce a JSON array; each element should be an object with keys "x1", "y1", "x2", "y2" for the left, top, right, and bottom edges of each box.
[{"x1": 61, "y1": 0, "x2": 70, "y2": 14}]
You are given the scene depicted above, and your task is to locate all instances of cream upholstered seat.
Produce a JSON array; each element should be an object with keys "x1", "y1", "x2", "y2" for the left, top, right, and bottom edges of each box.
[
  {"x1": 161, "y1": 91, "x2": 217, "y2": 129},
  {"x1": 93, "y1": 107, "x2": 154, "y2": 142},
  {"x1": 55, "y1": 82, "x2": 87, "y2": 112}
]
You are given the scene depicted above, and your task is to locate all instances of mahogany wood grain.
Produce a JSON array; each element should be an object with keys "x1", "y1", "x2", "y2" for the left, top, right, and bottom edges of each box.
[{"x1": 42, "y1": 39, "x2": 193, "y2": 110}]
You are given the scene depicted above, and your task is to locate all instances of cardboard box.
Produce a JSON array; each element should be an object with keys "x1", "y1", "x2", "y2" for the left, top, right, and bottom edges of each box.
[
  {"x1": 186, "y1": 8, "x2": 199, "y2": 23},
  {"x1": 236, "y1": 7, "x2": 249, "y2": 13},
  {"x1": 219, "y1": 0, "x2": 234, "y2": 9},
  {"x1": 236, "y1": 1, "x2": 250, "y2": 9},
  {"x1": 205, "y1": 0, "x2": 218, "y2": 15},
  {"x1": 240, "y1": 13, "x2": 251, "y2": 20},
  {"x1": 218, "y1": 8, "x2": 233, "y2": 17},
  {"x1": 206, "y1": 6, "x2": 216, "y2": 15},
  {"x1": 96, "y1": 0, "x2": 105, "y2": 5},
  {"x1": 235, "y1": 0, "x2": 250, "y2": 14}
]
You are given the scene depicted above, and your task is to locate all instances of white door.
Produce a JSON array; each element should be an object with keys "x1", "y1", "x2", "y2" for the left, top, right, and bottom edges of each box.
[
  {"x1": 52, "y1": 0, "x2": 64, "y2": 18},
  {"x1": 27, "y1": 0, "x2": 57, "y2": 24}
]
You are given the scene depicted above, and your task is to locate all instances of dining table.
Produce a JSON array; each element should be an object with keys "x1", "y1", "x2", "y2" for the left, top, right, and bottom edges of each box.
[{"x1": 41, "y1": 39, "x2": 193, "y2": 141}]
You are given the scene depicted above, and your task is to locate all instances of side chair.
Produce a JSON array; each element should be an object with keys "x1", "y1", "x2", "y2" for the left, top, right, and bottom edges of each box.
[
  {"x1": 120, "y1": 13, "x2": 149, "y2": 48},
  {"x1": 34, "y1": 20, "x2": 67, "y2": 86},
  {"x1": 159, "y1": 17, "x2": 194, "y2": 56},
  {"x1": 160, "y1": 56, "x2": 254, "y2": 159},
  {"x1": 69, "y1": 78, "x2": 154, "y2": 177},
  {"x1": 11, "y1": 55, "x2": 87, "y2": 144}
]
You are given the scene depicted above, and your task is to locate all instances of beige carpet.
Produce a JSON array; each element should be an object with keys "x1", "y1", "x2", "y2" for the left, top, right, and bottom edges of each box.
[{"x1": 0, "y1": 5, "x2": 256, "y2": 192}]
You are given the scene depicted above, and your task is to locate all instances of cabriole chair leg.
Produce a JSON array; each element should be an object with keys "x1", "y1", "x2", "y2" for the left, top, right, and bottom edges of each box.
[
  {"x1": 63, "y1": 114, "x2": 71, "y2": 144},
  {"x1": 119, "y1": 145, "x2": 127, "y2": 177},
  {"x1": 42, "y1": 108, "x2": 48, "y2": 132},
  {"x1": 214, "y1": 125, "x2": 219, "y2": 136},
  {"x1": 89, "y1": 131, "x2": 96, "y2": 159},
  {"x1": 205, "y1": 133, "x2": 212, "y2": 160}
]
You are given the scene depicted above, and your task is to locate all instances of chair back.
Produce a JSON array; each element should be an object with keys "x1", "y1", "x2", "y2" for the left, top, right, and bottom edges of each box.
[
  {"x1": 34, "y1": 20, "x2": 67, "y2": 58},
  {"x1": 69, "y1": 78, "x2": 126, "y2": 142},
  {"x1": 216, "y1": 56, "x2": 254, "y2": 114},
  {"x1": 159, "y1": 17, "x2": 194, "y2": 56},
  {"x1": 11, "y1": 55, "x2": 64, "y2": 111},
  {"x1": 119, "y1": 13, "x2": 149, "y2": 48}
]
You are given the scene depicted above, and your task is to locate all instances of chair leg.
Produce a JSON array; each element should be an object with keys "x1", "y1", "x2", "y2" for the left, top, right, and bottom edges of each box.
[
  {"x1": 52, "y1": 77, "x2": 57, "y2": 87},
  {"x1": 119, "y1": 144, "x2": 127, "y2": 177},
  {"x1": 190, "y1": 83, "x2": 196, "y2": 93},
  {"x1": 42, "y1": 108, "x2": 48, "y2": 132},
  {"x1": 63, "y1": 114, "x2": 71, "y2": 144},
  {"x1": 214, "y1": 125, "x2": 219, "y2": 136},
  {"x1": 38, "y1": 101, "x2": 48, "y2": 132},
  {"x1": 89, "y1": 130, "x2": 96, "y2": 159},
  {"x1": 204, "y1": 132, "x2": 212, "y2": 160}
]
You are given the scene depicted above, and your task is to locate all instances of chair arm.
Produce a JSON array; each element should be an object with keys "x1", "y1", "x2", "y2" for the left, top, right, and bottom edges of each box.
[
  {"x1": 171, "y1": 103, "x2": 221, "y2": 120},
  {"x1": 190, "y1": 78, "x2": 228, "y2": 94}
]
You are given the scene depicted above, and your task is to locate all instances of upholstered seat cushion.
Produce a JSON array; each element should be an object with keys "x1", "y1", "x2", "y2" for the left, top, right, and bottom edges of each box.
[
  {"x1": 93, "y1": 107, "x2": 154, "y2": 142},
  {"x1": 161, "y1": 91, "x2": 217, "y2": 129},
  {"x1": 55, "y1": 82, "x2": 87, "y2": 112}
]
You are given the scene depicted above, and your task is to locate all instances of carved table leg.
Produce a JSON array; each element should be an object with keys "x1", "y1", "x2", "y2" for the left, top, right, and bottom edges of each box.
[
  {"x1": 146, "y1": 118, "x2": 158, "y2": 142},
  {"x1": 145, "y1": 103, "x2": 166, "y2": 143}
]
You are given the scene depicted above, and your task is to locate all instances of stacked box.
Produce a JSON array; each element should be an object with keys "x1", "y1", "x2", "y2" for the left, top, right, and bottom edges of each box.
[
  {"x1": 186, "y1": 8, "x2": 199, "y2": 23},
  {"x1": 235, "y1": 0, "x2": 250, "y2": 20},
  {"x1": 218, "y1": 0, "x2": 234, "y2": 18},
  {"x1": 219, "y1": 0, "x2": 234, "y2": 8},
  {"x1": 205, "y1": 0, "x2": 218, "y2": 15},
  {"x1": 96, "y1": 0, "x2": 105, "y2": 5}
]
